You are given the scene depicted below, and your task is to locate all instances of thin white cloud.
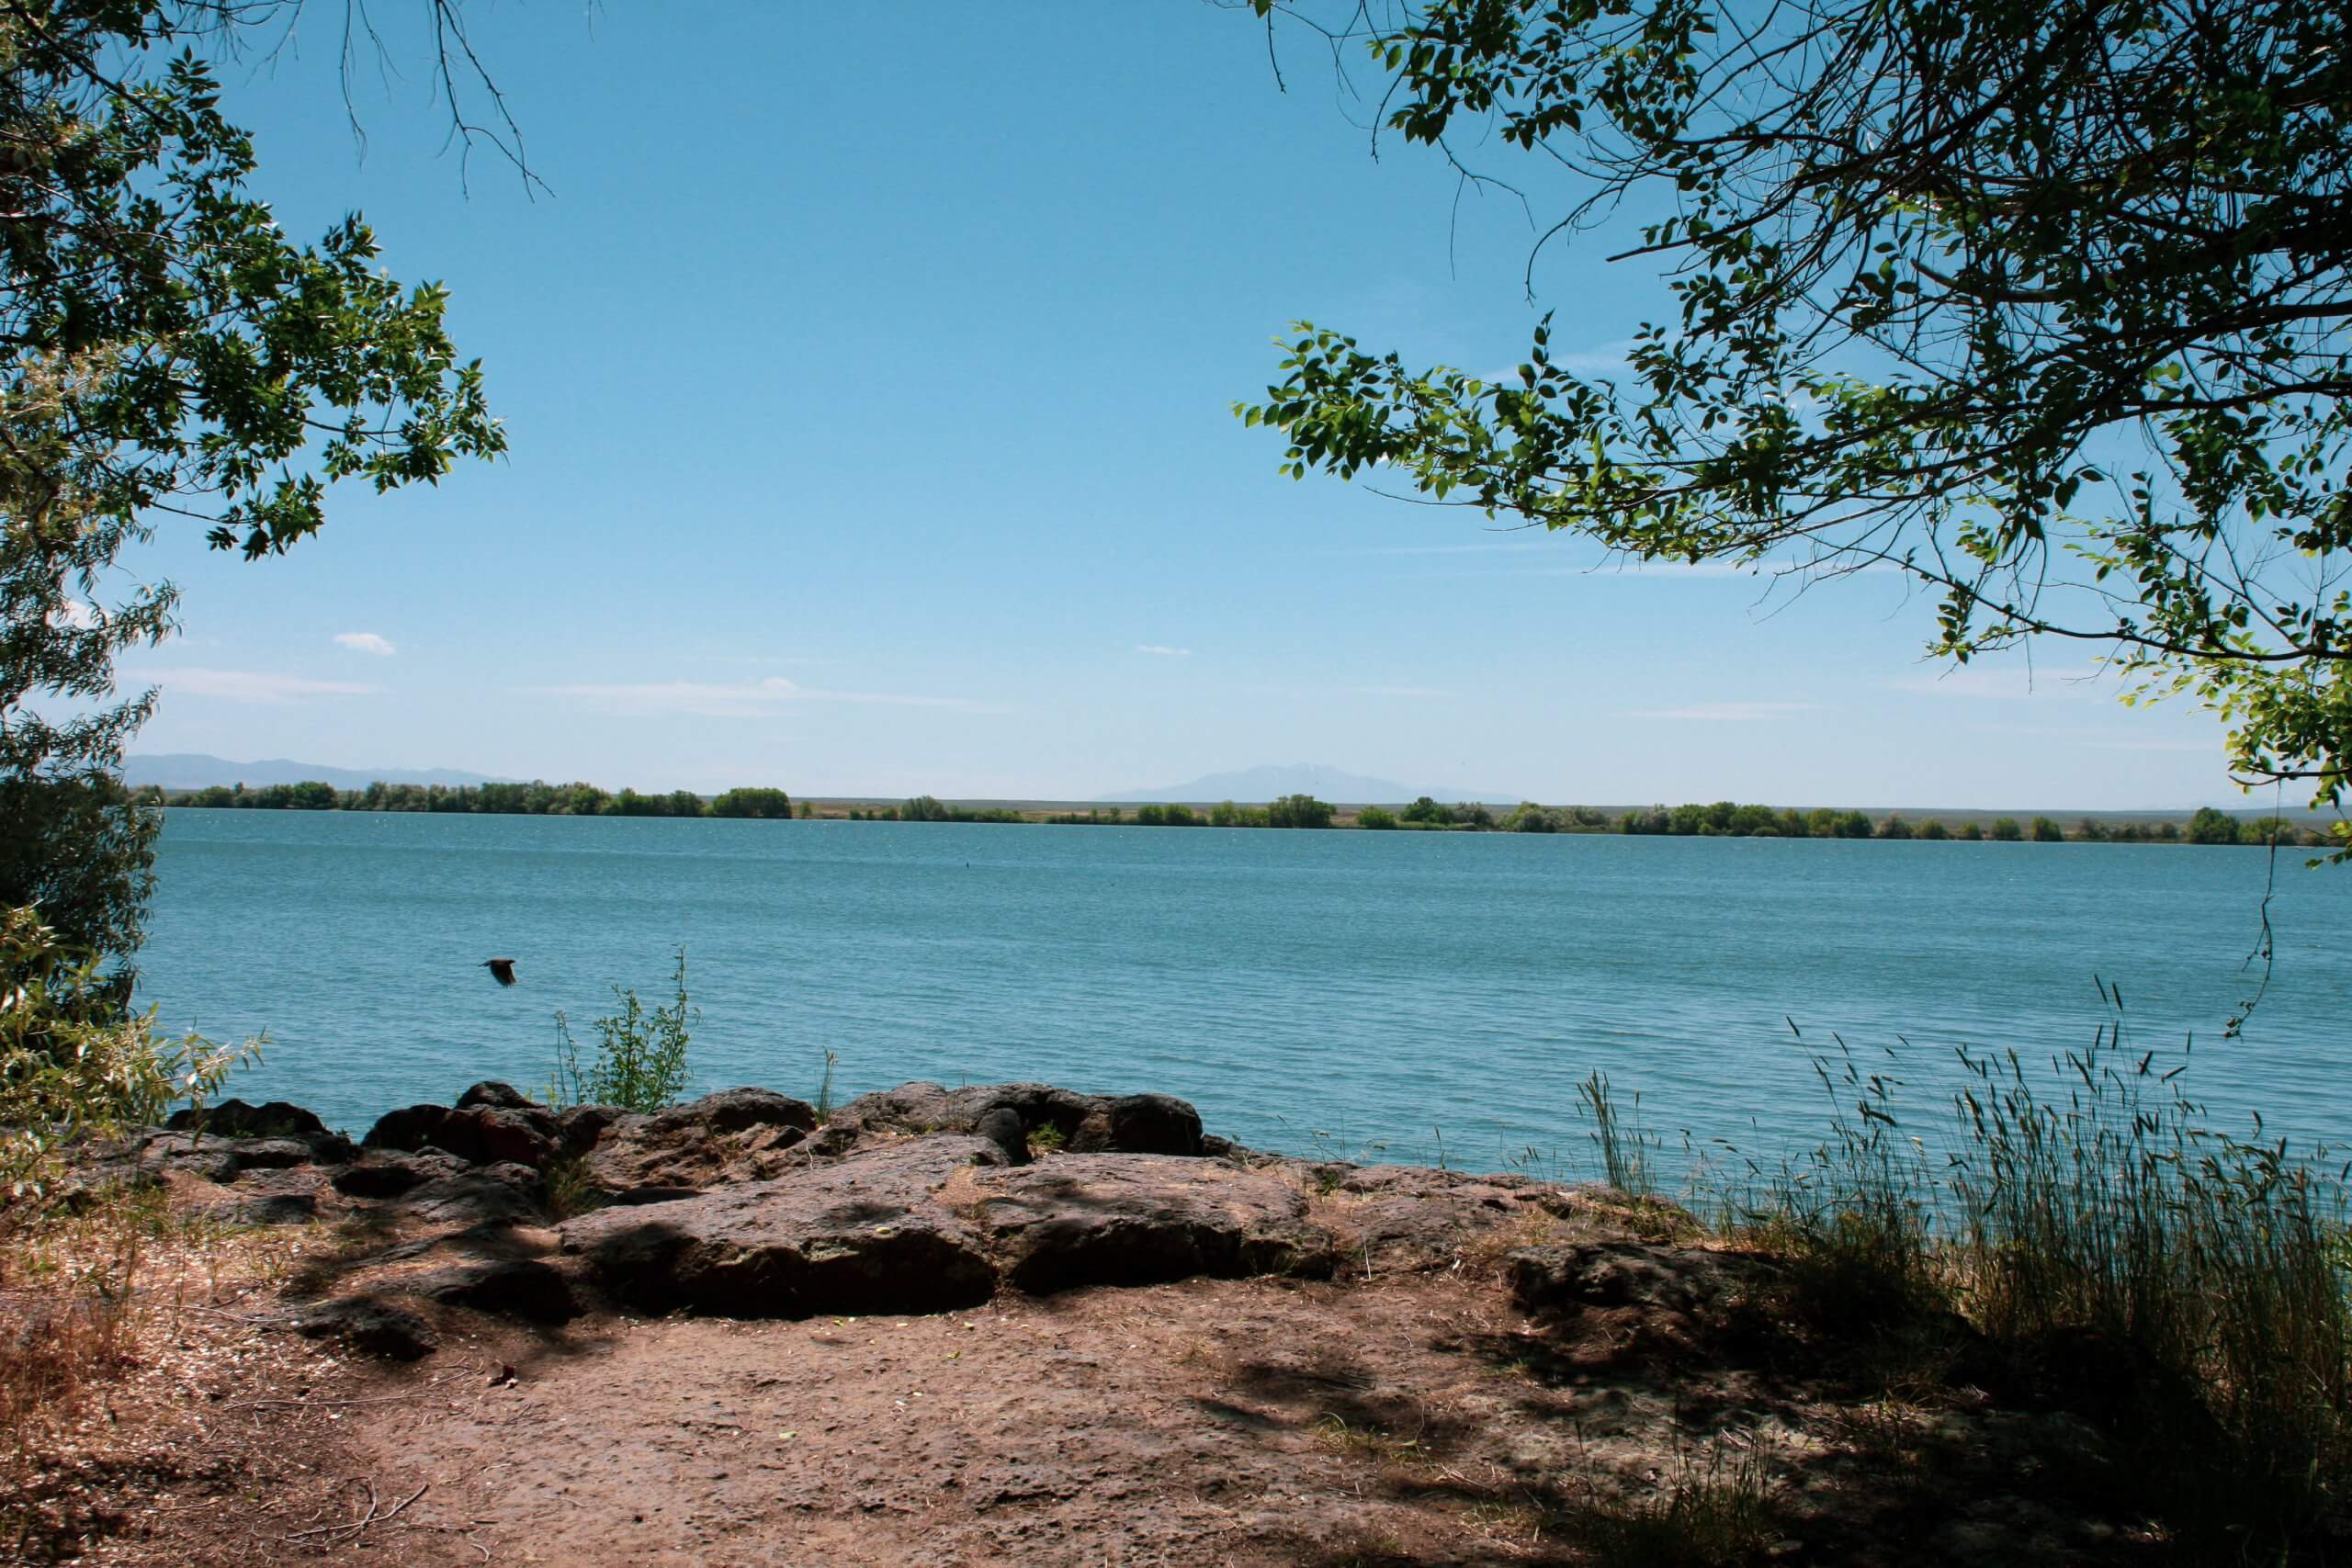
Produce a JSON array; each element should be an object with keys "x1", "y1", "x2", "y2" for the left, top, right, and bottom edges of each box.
[
  {"x1": 1136, "y1": 645, "x2": 1193, "y2": 658},
  {"x1": 1632, "y1": 701, "x2": 1820, "y2": 721},
  {"x1": 532, "y1": 676, "x2": 995, "y2": 719},
  {"x1": 126, "y1": 667, "x2": 382, "y2": 705},
  {"x1": 334, "y1": 631, "x2": 397, "y2": 657},
  {"x1": 50, "y1": 600, "x2": 101, "y2": 629}
]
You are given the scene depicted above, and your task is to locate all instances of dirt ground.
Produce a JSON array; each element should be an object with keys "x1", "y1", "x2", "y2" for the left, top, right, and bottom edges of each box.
[{"x1": 10, "y1": 1163, "x2": 2158, "y2": 1568}]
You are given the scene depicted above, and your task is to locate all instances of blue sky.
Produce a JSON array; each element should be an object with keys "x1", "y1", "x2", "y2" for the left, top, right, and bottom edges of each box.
[{"x1": 110, "y1": 3, "x2": 2244, "y2": 807}]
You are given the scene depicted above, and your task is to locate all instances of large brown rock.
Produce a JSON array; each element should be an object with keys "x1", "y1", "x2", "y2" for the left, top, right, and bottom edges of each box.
[
  {"x1": 824, "y1": 1082, "x2": 1205, "y2": 1158},
  {"x1": 964, "y1": 1155, "x2": 1337, "y2": 1294},
  {"x1": 559, "y1": 1135, "x2": 1004, "y2": 1317},
  {"x1": 363, "y1": 1102, "x2": 560, "y2": 1169},
  {"x1": 579, "y1": 1088, "x2": 819, "y2": 1202}
]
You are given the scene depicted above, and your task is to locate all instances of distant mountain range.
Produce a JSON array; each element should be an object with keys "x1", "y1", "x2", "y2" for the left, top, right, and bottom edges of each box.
[
  {"x1": 125, "y1": 753, "x2": 513, "y2": 791},
  {"x1": 1101, "y1": 763, "x2": 1518, "y2": 806}
]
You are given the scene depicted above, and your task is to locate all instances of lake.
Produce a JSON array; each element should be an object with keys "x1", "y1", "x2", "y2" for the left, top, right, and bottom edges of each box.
[{"x1": 136, "y1": 810, "x2": 2352, "y2": 1179}]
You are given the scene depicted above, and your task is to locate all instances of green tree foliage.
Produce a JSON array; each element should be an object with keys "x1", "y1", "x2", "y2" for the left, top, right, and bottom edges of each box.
[
  {"x1": 1244, "y1": 0, "x2": 2352, "y2": 845},
  {"x1": 3, "y1": 3, "x2": 503, "y2": 975},
  {"x1": 896, "y1": 794, "x2": 952, "y2": 823},
  {"x1": 2, "y1": 905, "x2": 246, "y2": 1198},
  {"x1": 2031, "y1": 816, "x2": 2066, "y2": 842},
  {"x1": 1265, "y1": 793, "x2": 1336, "y2": 829},
  {"x1": 1877, "y1": 815, "x2": 1913, "y2": 840},
  {"x1": 2188, "y1": 806, "x2": 2245, "y2": 844},
  {"x1": 711, "y1": 786, "x2": 795, "y2": 819},
  {"x1": 1357, "y1": 805, "x2": 1398, "y2": 829},
  {"x1": 1958, "y1": 822, "x2": 1985, "y2": 841},
  {"x1": 1505, "y1": 800, "x2": 1556, "y2": 832},
  {"x1": 1399, "y1": 795, "x2": 1449, "y2": 825},
  {"x1": 1918, "y1": 819, "x2": 1950, "y2": 840},
  {"x1": 1991, "y1": 818, "x2": 2026, "y2": 841}
]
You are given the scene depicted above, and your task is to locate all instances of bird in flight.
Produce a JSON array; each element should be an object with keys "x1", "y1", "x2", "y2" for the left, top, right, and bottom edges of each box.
[{"x1": 481, "y1": 957, "x2": 518, "y2": 987}]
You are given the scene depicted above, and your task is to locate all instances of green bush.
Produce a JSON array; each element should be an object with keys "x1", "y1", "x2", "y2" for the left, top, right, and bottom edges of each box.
[
  {"x1": 1990, "y1": 817, "x2": 2024, "y2": 840},
  {"x1": 1265, "y1": 793, "x2": 1335, "y2": 829},
  {"x1": 1400, "y1": 795, "x2": 1450, "y2": 826},
  {"x1": 2185, "y1": 806, "x2": 2240, "y2": 844},
  {"x1": 711, "y1": 786, "x2": 795, "y2": 819},
  {"x1": 1, "y1": 907, "x2": 248, "y2": 1201},
  {"x1": 1356, "y1": 806, "x2": 1398, "y2": 829},
  {"x1": 549, "y1": 948, "x2": 697, "y2": 1112},
  {"x1": 2030, "y1": 815, "x2": 2064, "y2": 841}
]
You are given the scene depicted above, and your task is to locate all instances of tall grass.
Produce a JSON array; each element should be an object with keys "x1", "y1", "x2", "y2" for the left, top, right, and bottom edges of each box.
[
  {"x1": 1578, "y1": 1070, "x2": 1657, "y2": 1198},
  {"x1": 1724, "y1": 985, "x2": 2352, "y2": 1550}
]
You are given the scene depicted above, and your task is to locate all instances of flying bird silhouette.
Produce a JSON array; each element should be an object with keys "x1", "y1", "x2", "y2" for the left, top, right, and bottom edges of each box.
[{"x1": 481, "y1": 958, "x2": 517, "y2": 987}]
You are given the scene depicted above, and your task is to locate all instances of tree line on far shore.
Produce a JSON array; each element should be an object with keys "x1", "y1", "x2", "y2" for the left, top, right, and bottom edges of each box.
[
  {"x1": 146, "y1": 781, "x2": 798, "y2": 819},
  {"x1": 153, "y1": 782, "x2": 2324, "y2": 847}
]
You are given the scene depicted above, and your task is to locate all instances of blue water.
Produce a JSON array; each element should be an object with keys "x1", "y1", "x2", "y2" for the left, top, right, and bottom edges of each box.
[{"x1": 136, "y1": 811, "x2": 2352, "y2": 1173}]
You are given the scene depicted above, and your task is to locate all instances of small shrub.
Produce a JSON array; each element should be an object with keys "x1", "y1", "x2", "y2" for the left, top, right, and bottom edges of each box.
[
  {"x1": 549, "y1": 947, "x2": 696, "y2": 1111},
  {"x1": 1, "y1": 906, "x2": 251, "y2": 1202},
  {"x1": 1029, "y1": 1122, "x2": 1067, "y2": 1152},
  {"x1": 540, "y1": 1155, "x2": 604, "y2": 1220}
]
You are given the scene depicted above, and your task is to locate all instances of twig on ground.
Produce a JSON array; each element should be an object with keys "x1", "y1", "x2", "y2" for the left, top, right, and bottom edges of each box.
[{"x1": 285, "y1": 1477, "x2": 429, "y2": 1544}]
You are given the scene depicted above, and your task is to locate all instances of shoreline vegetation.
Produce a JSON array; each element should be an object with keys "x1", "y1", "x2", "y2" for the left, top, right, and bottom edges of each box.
[{"x1": 143, "y1": 780, "x2": 2334, "y2": 848}]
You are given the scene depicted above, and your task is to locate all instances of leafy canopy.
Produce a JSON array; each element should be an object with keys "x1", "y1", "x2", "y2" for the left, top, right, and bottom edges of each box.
[
  {"x1": 1240, "y1": 0, "x2": 2352, "y2": 842},
  {"x1": 2, "y1": 1, "x2": 506, "y2": 967}
]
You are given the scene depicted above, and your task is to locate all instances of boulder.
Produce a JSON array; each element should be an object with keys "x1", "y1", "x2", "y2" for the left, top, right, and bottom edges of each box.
[
  {"x1": 824, "y1": 1082, "x2": 1206, "y2": 1158},
  {"x1": 333, "y1": 1148, "x2": 469, "y2": 1199},
  {"x1": 364, "y1": 1102, "x2": 560, "y2": 1170},
  {"x1": 221, "y1": 1137, "x2": 324, "y2": 1174},
  {"x1": 964, "y1": 1155, "x2": 1337, "y2": 1294},
  {"x1": 578, "y1": 1089, "x2": 818, "y2": 1201},
  {"x1": 293, "y1": 1298, "x2": 436, "y2": 1360},
  {"x1": 166, "y1": 1099, "x2": 331, "y2": 1141},
  {"x1": 133, "y1": 1132, "x2": 236, "y2": 1185},
  {"x1": 973, "y1": 1107, "x2": 1029, "y2": 1166},
  {"x1": 456, "y1": 1081, "x2": 537, "y2": 1110},
  {"x1": 199, "y1": 1168, "x2": 323, "y2": 1224},
  {"x1": 560, "y1": 1135, "x2": 1004, "y2": 1317},
  {"x1": 406, "y1": 1164, "x2": 544, "y2": 1228}
]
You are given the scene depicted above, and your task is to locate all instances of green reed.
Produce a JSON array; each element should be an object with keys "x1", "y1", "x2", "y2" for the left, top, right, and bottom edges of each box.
[{"x1": 1713, "y1": 981, "x2": 2352, "y2": 1551}]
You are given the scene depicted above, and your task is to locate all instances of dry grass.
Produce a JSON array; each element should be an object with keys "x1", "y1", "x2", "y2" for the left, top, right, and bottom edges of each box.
[{"x1": 1, "y1": 1179, "x2": 325, "y2": 1557}]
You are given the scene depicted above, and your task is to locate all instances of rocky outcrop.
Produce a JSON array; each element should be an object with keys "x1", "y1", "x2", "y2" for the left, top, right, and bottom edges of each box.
[
  {"x1": 560, "y1": 1135, "x2": 1005, "y2": 1317},
  {"x1": 817, "y1": 1082, "x2": 1205, "y2": 1158},
  {"x1": 965, "y1": 1155, "x2": 1336, "y2": 1292},
  {"x1": 578, "y1": 1088, "x2": 818, "y2": 1202},
  {"x1": 364, "y1": 1100, "x2": 565, "y2": 1169},
  {"x1": 560, "y1": 1137, "x2": 1340, "y2": 1316},
  {"x1": 118, "y1": 1080, "x2": 1621, "y2": 1344},
  {"x1": 1311, "y1": 1164, "x2": 1595, "y2": 1269}
]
